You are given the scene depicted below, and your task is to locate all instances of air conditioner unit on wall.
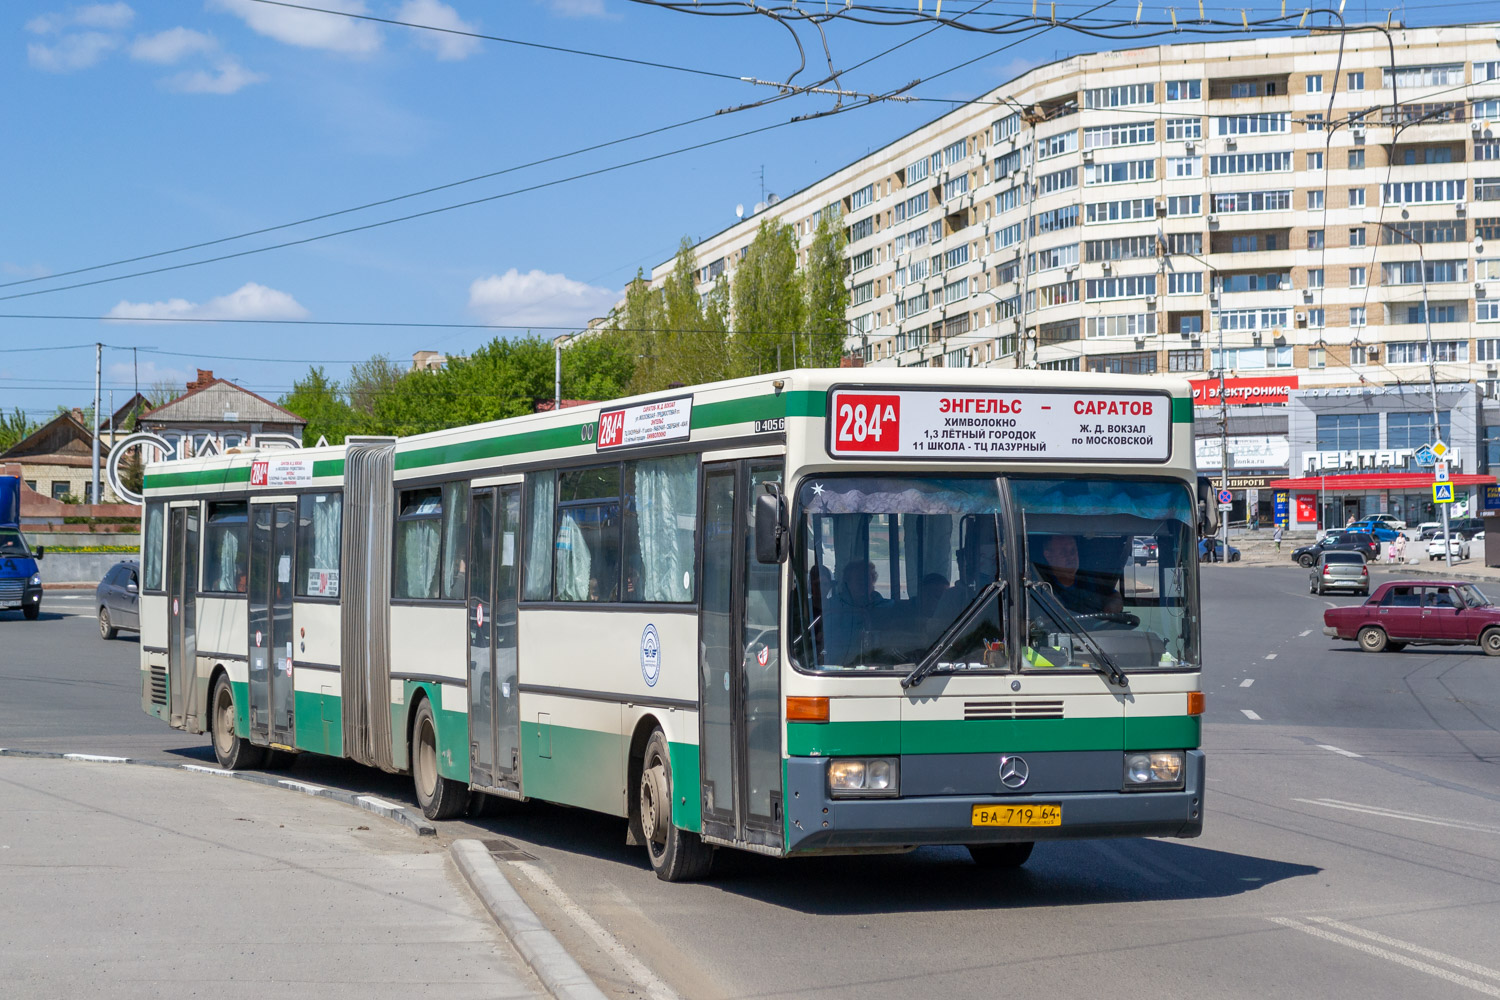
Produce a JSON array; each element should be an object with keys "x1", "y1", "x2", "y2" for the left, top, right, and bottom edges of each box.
[
  {"x1": 1083, "y1": 150, "x2": 1095, "y2": 163},
  {"x1": 1102, "y1": 260, "x2": 1113, "y2": 272}
]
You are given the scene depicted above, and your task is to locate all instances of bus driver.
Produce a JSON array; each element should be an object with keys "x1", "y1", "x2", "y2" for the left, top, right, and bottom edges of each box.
[{"x1": 1035, "y1": 534, "x2": 1123, "y2": 616}]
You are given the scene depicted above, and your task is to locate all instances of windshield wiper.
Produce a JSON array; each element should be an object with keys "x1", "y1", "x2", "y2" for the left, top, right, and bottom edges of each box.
[
  {"x1": 1025, "y1": 581, "x2": 1129, "y2": 688},
  {"x1": 901, "y1": 580, "x2": 1005, "y2": 691}
]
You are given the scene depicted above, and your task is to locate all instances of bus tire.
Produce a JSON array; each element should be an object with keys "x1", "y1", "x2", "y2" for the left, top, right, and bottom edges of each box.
[
  {"x1": 210, "y1": 673, "x2": 266, "y2": 770},
  {"x1": 99, "y1": 607, "x2": 117, "y2": 640},
  {"x1": 639, "y1": 728, "x2": 713, "y2": 882},
  {"x1": 968, "y1": 842, "x2": 1034, "y2": 868},
  {"x1": 412, "y1": 699, "x2": 469, "y2": 820},
  {"x1": 22, "y1": 602, "x2": 39, "y2": 620},
  {"x1": 468, "y1": 792, "x2": 506, "y2": 818},
  {"x1": 1357, "y1": 626, "x2": 1388, "y2": 653}
]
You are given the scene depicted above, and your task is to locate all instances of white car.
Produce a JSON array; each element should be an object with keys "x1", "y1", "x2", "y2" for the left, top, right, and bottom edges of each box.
[
  {"x1": 1416, "y1": 521, "x2": 1443, "y2": 540},
  {"x1": 1367, "y1": 513, "x2": 1407, "y2": 531},
  {"x1": 1427, "y1": 536, "x2": 1471, "y2": 561}
]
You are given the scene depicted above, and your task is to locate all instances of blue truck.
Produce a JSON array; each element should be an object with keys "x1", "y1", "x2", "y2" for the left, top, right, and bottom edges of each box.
[{"x1": 1, "y1": 476, "x2": 44, "y2": 619}]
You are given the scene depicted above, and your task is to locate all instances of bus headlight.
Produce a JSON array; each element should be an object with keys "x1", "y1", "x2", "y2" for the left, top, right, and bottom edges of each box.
[
  {"x1": 29, "y1": 574, "x2": 42, "y2": 586},
  {"x1": 828, "y1": 758, "x2": 899, "y2": 798},
  {"x1": 1123, "y1": 751, "x2": 1184, "y2": 790}
]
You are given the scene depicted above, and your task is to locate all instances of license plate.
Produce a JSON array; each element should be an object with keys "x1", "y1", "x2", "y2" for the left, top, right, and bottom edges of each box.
[{"x1": 971, "y1": 803, "x2": 1061, "y2": 827}]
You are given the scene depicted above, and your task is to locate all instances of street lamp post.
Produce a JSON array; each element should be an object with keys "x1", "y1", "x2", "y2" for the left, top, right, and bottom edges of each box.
[
  {"x1": 1164, "y1": 244, "x2": 1227, "y2": 553},
  {"x1": 1374, "y1": 216, "x2": 1452, "y2": 567}
]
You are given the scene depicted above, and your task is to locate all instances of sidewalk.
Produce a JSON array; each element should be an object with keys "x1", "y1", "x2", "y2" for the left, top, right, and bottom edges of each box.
[
  {"x1": 0, "y1": 757, "x2": 543, "y2": 1000},
  {"x1": 1211, "y1": 532, "x2": 1500, "y2": 582}
]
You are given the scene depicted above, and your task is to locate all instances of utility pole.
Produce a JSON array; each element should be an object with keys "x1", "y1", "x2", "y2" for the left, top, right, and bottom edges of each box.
[
  {"x1": 1217, "y1": 288, "x2": 1229, "y2": 559},
  {"x1": 91, "y1": 342, "x2": 101, "y2": 506}
]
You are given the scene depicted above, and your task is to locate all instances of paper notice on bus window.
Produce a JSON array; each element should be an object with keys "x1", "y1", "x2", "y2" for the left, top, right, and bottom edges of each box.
[
  {"x1": 827, "y1": 389, "x2": 1172, "y2": 462},
  {"x1": 502, "y1": 532, "x2": 515, "y2": 567},
  {"x1": 307, "y1": 568, "x2": 339, "y2": 596},
  {"x1": 277, "y1": 554, "x2": 291, "y2": 584}
]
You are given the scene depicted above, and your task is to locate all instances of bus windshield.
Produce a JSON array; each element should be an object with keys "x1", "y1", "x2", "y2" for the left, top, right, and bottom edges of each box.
[
  {"x1": 0, "y1": 529, "x2": 31, "y2": 558},
  {"x1": 787, "y1": 475, "x2": 1198, "y2": 674}
]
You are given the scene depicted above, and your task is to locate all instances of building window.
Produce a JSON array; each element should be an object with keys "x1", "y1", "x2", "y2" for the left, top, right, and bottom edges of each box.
[
  {"x1": 1348, "y1": 149, "x2": 1365, "y2": 169},
  {"x1": 850, "y1": 184, "x2": 874, "y2": 211},
  {"x1": 1085, "y1": 313, "x2": 1156, "y2": 338},
  {"x1": 1306, "y1": 74, "x2": 1323, "y2": 93},
  {"x1": 1307, "y1": 151, "x2": 1324, "y2": 170},
  {"x1": 1165, "y1": 79, "x2": 1201, "y2": 100},
  {"x1": 1210, "y1": 151, "x2": 1294, "y2": 175},
  {"x1": 1212, "y1": 346, "x2": 1294, "y2": 369},
  {"x1": 1168, "y1": 349, "x2": 1204, "y2": 371},
  {"x1": 1211, "y1": 190, "x2": 1292, "y2": 213},
  {"x1": 1480, "y1": 339, "x2": 1500, "y2": 360},
  {"x1": 1083, "y1": 159, "x2": 1155, "y2": 186},
  {"x1": 1402, "y1": 304, "x2": 1464, "y2": 325},
  {"x1": 1317, "y1": 413, "x2": 1379, "y2": 450},
  {"x1": 1478, "y1": 177, "x2": 1500, "y2": 202},
  {"x1": 1038, "y1": 319, "x2": 1081, "y2": 344},
  {"x1": 1041, "y1": 358, "x2": 1081, "y2": 371},
  {"x1": 1307, "y1": 308, "x2": 1326, "y2": 328},
  {"x1": 1167, "y1": 156, "x2": 1202, "y2": 178},
  {"x1": 1384, "y1": 64, "x2": 1464, "y2": 88},
  {"x1": 1349, "y1": 227, "x2": 1366, "y2": 247},
  {"x1": 1348, "y1": 71, "x2": 1365, "y2": 90},
  {"x1": 1167, "y1": 195, "x2": 1202, "y2": 217},
  {"x1": 1383, "y1": 259, "x2": 1467, "y2": 284},
  {"x1": 1381, "y1": 180, "x2": 1467, "y2": 205},
  {"x1": 1217, "y1": 113, "x2": 1290, "y2": 136},
  {"x1": 1350, "y1": 344, "x2": 1368, "y2": 365},
  {"x1": 1084, "y1": 84, "x2": 1154, "y2": 108},
  {"x1": 1481, "y1": 302, "x2": 1500, "y2": 323},
  {"x1": 1084, "y1": 198, "x2": 1154, "y2": 224},
  {"x1": 1309, "y1": 347, "x2": 1326, "y2": 368},
  {"x1": 1085, "y1": 275, "x2": 1156, "y2": 300},
  {"x1": 1036, "y1": 131, "x2": 1077, "y2": 160},
  {"x1": 1176, "y1": 313, "x2": 1203, "y2": 334},
  {"x1": 1308, "y1": 190, "x2": 1324, "y2": 210},
  {"x1": 1167, "y1": 271, "x2": 1203, "y2": 295},
  {"x1": 1306, "y1": 114, "x2": 1325, "y2": 132},
  {"x1": 1348, "y1": 188, "x2": 1365, "y2": 207},
  {"x1": 1349, "y1": 266, "x2": 1366, "y2": 287},
  {"x1": 1083, "y1": 122, "x2": 1156, "y2": 149},
  {"x1": 1087, "y1": 351, "x2": 1157, "y2": 374},
  {"x1": 203, "y1": 501, "x2": 248, "y2": 594},
  {"x1": 1219, "y1": 309, "x2": 1290, "y2": 331},
  {"x1": 1167, "y1": 232, "x2": 1203, "y2": 255},
  {"x1": 1350, "y1": 306, "x2": 1366, "y2": 327},
  {"x1": 1308, "y1": 268, "x2": 1324, "y2": 288},
  {"x1": 1308, "y1": 229, "x2": 1325, "y2": 250},
  {"x1": 1164, "y1": 117, "x2": 1202, "y2": 141},
  {"x1": 1389, "y1": 339, "x2": 1467, "y2": 362},
  {"x1": 1387, "y1": 411, "x2": 1451, "y2": 452}
]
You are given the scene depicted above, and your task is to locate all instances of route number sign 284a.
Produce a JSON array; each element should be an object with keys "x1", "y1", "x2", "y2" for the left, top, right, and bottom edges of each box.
[{"x1": 828, "y1": 388, "x2": 1172, "y2": 462}]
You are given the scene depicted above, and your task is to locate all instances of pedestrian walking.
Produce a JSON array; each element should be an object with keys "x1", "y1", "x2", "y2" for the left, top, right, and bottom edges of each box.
[{"x1": 1273, "y1": 524, "x2": 1283, "y2": 553}]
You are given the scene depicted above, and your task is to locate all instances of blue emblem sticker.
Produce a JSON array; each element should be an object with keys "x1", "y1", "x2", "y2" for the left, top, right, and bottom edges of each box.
[{"x1": 640, "y1": 624, "x2": 661, "y2": 687}]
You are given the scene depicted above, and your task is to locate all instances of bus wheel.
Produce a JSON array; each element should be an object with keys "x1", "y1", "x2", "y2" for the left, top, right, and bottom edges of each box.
[
  {"x1": 22, "y1": 602, "x2": 39, "y2": 620},
  {"x1": 639, "y1": 729, "x2": 713, "y2": 882},
  {"x1": 210, "y1": 674, "x2": 266, "y2": 770},
  {"x1": 412, "y1": 700, "x2": 469, "y2": 820},
  {"x1": 968, "y1": 842, "x2": 1034, "y2": 869}
]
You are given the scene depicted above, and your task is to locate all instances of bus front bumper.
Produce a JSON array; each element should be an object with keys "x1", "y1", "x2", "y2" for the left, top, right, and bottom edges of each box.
[
  {"x1": 783, "y1": 750, "x2": 1204, "y2": 853},
  {"x1": 1, "y1": 583, "x2": 41, "y2": 611}
]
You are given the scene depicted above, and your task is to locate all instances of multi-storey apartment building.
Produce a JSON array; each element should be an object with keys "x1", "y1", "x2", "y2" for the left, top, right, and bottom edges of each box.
[{"x1": 645, "y1": 21, "x2": 1500, "y2": 530}]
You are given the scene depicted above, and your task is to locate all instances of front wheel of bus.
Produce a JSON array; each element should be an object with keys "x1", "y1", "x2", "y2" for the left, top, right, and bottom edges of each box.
[
  {"x1": 412, "y1": 700, "x2": 469, "y2": 820},
  {"x1": 639, "y1": 729, "x2": 713, "y2": 882},
  {"x1": 211, "y1": 674, "x2": 266, "y2": 770},
  {"x1": 968, "y1": 842, "x2": 1034, "y2": 869}
]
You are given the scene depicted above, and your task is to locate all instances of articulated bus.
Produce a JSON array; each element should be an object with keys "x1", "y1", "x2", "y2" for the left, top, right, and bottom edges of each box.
[{"x1": 138, "y1": 368, "x2": 1207, "y2": 880}]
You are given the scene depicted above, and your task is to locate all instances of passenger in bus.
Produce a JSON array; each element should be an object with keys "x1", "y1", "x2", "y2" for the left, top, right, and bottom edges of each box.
[
  {"x1": 822, "y1": 559, "x2": 887, "y2": 665},
  {"x1": 918, "y1": 572, "x2": 950, "y2": 616},
  {"x1": 1034, "y1": 534, "x2": 1123, "y2": 616}
]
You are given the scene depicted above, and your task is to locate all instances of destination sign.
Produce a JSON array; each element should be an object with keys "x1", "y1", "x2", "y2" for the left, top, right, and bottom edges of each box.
[
  {"x1": 595, "y1": 395, "x2": 693, "y2": 451},
  {"x1": 826, "y1": 389, "x2": 1172, "y2": 462}
]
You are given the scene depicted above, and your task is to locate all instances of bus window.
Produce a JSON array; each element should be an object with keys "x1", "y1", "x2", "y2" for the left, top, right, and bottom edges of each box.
[
  {"x1": 555, "y1": 466, "x2": 622, "y2": 602},
  {"x1": 142, "y1": 502, "x2": 165, "y2": 591},
  {"x1": 523, "y1": 471, "x2": 555, "y2": 601},
  {"x1": 395, "y1": 487, "x2": 442, "y2": 600},
  {"x1": 622, "y1": 455, "x2": 697, "y2": 602},
  {"x1": 441, "y1": 481, "x2": 468, "y2": 600},
  {"x1": 296, "y1": 492, "x2": 342, "y2": 598},
  {"x1": 202, "y1": 501, "x2": 248, "y2": 594}
]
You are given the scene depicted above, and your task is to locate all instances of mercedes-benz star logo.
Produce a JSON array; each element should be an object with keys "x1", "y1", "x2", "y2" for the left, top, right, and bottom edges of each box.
[{"x1": 999, "y1": 755, "x2": 1029, "y2": 789}]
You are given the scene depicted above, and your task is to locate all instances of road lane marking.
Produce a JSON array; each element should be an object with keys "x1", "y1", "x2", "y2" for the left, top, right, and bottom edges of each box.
[
  {"x1": 1307, "y1": 917, "x2": 1500, "y2": 983},
  {"x1": 1316, "y1": 745, "x2": 1362, "y2": 758},
  {"x1": 1267, "y1": 917, "x2": 1500, "y2": 997},
  {"x1": 509, "y1": 860, "x2": 682, "y2": 1000},
  {"x1": 1264, "y1": 653, "x2": 1277, "y2": 660},
  {"x1": 1241, "y1": 709, "x2": 1261, "y2": 720},
  {"x1": 1292, "y1": 798, "x2": 1500, "y2": 835},
  {"x1": 1240, "y1": 679, "x2": 1255, "y2": 687},
  {"x1": 1299, "y1": 629, "x2": 1313, "y2": 637}
]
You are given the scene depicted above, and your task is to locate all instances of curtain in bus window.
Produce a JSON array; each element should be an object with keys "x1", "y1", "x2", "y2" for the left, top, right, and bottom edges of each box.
[
  {"x1": 441, "y1": 481, "x2": 468, "y2": 600},
  {"x1": 625, "y1": 455, "x2": 697, "y2": 602},
  {"x1": 143, "y1": 502, "x2": 164, "y2": 590},
  {"x1": 523, "y1": 472, "x2": 555, "y2": 600},
  {"x1": 395, "y1": 488, "x2": 442, "y2": 600},
  {"x1": 554, "y1": 512, "x2": 592, "y2": 601},
  {"x1": 555, "y1": 466, "x2": 622, "y2": 602},
  {"x1": 203, "y1": 502, "x2": 247, "y2": 593},
  {"x1": 298, "y1": 493, "x2": 342, "y2": 598}
]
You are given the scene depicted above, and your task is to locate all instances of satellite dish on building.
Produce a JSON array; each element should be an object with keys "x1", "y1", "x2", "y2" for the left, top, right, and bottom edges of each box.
[
  {"x1": 767, "y1": 193, "x2": 781, "y2": 206},
  {"x1": 754, "y1": 201, "x2": 767, "y2": 214},
  {"x1": 735, "y1": 203, "x2": 744, "y2": 219}
]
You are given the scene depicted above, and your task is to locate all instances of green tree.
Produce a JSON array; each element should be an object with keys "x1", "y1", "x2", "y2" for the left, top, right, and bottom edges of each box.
[
  {"x1": 731, "y1": 218, "x2": 804, "y2": 374},
  {"x1": 279, "y1": 366, "x2": 359, "y2": 446},
  {"x1": 0, "y1": 407, "x2": 39, "y2": 452},
  {"x1": 560, "y1": 329, "x2": 636, "y2": 402},
  {"x1": 347, "y1": 354, "x2": 404, "y2": 417},
  {"x1": 803, "y1": 205, "x2": 851, "y2": 368}
]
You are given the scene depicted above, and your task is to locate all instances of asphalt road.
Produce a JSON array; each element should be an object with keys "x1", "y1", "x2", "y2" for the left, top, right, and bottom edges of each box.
[{"x1": 5, "y1": 574, "x2": 1500, "y2": 1000}]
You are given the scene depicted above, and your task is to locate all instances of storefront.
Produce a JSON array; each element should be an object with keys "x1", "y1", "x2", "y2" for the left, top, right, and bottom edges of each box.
[
  {"x1": 1191, "y1": 376, "x2": 1296, "y2": 526},
  {"x1": 1268, "y1": 472, "x2": 1497, "y2": 530}
]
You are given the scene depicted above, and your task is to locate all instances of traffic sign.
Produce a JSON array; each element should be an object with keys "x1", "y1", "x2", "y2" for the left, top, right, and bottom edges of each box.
[
  {"x1": 1433, "y1": 482, "x2": 1455, "y2": 503},
  {"x1": 1217, "y1": 489, "x2": 1233, "y2": 505},
  {"x1": 1434, "y1": 460, "x2": 1450, "y2": 482},
  {"x1": 1432, "y1": 440, "x2": 1449, "y2": 458},
  {"x1": 1218, "y1": 503, "x2": 1233, "y2": 511},
  {"x1": 1414, "y1": 445, "x2": 1437, "y2": 466}
]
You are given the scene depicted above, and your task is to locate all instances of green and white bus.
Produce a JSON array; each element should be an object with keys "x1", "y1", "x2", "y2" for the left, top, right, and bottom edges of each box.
[{"x1": 138, "y1": 368, "x2": 1208, "y2": 880}]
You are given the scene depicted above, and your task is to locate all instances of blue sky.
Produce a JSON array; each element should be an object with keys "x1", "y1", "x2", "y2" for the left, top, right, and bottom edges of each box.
[{"x1": 1, "y1": 0, "x2": 1477, "y2": 418}]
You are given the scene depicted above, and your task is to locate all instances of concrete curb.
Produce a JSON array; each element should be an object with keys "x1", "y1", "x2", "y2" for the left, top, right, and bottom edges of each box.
[
  {"x1": 0, "y1": 747, "x2": 436, "y2": 836},
  {"x1": 451, "y1": 839, "x2": 608, "y2": 1000}
]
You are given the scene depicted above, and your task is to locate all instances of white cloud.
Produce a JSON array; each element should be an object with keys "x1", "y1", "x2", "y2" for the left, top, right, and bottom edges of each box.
[
  {"x1": 468, "y1": 269, "x2": 619, "y2": 328},
  {"x1": 397, "y1": 0, "x2": 480, "y2": 61},
  {"x1": 130, "y1": 26, "x2": 217, "y2": 64},
  {"x1": 26, "y1": 3, "x2": 134, "y2": 34},
  {"x1": 28, "y1": 31, "x2": 118, "y2": 71},
  {"x1": 106, "y1": 359, "x2": 190, "y2": 388},
  {"x1": 207, "y1": 0, "x2": 381, "y2": 53},
  {"x1": 164, "y1": 57, "x2": 265, "y2": 94},
  {"x1": 544, "y1": 0, "x2": 608, "y2": 17},
  {"x1": 106, "y1": 282, "x2": 309, "y2": 322},
  {"x1": 1, "y1": 262, "x2": 51, "y2": 279}
]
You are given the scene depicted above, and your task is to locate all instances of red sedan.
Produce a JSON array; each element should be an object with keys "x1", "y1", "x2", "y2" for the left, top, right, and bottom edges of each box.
[{"x1": 1324, "y1": 580, "x2": 1500, "y2": 654}]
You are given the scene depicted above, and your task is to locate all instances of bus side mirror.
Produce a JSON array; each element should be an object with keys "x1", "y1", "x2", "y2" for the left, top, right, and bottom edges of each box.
[
  {"x1": 1196, "y1": 479, "x2": 1218, "y2": 535},
  {"x1": 754, "y1": 486, "x2": 789, "y2": 564}
]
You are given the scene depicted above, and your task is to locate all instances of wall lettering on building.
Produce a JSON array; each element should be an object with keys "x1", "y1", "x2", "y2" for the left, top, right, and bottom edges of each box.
[{"x1": 1189, "y1": 376, "x2": 1299, "y2": 407}]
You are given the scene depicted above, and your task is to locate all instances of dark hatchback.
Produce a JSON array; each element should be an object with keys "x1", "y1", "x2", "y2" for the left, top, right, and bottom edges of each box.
[
  {"x1": 1293, "y1": 530, "x2": 1378, "y2": 567},
  {"x1": 1323, "y1": 580, "x2": 1500, "y2": 654}
]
